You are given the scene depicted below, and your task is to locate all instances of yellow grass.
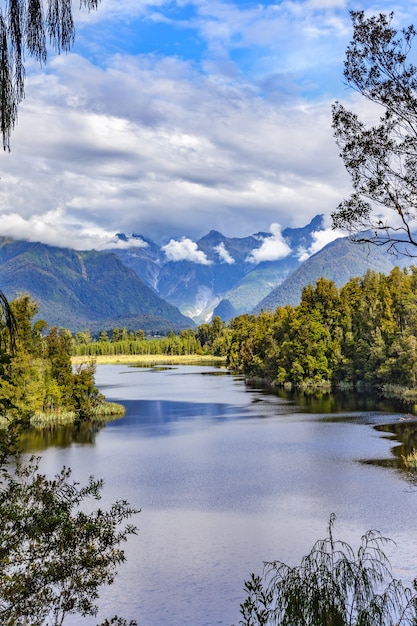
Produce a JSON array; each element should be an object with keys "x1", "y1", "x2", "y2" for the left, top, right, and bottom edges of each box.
[
  {"x1": 72, "y1": 354, "x2": 227, "y2": 366},
  {"x1": 402, "y1": 448, "x2": 417, "y2": 471}
]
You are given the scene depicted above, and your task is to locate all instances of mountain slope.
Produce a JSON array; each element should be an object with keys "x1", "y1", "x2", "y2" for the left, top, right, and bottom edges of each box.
[
  {"x1": 114, "y1": 216, "x2": 327, "y2": 323},
  {"x1": 254, "y1": 237, "x2": 400, "y2": 312},
  {"x1": 0, "y1": 238, "x2": 193, "y2": 333}
]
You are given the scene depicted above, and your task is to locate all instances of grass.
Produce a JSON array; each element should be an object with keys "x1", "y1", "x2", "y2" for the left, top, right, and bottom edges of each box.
[
  {"x1": 402, "y1": 448, "x2": 417, "y2": 471},
  {"x1": 30, "y1": 410, "x2": 77, "y2": 426},
  {"x1": 91, "y1": 402, "x2": 126, "y2": 419},
  {"x1": 1, "y1": 402, "x2": 127, "y2": 430},
  {"x1": 72, "y1": 354, "x2": 227, "y2": 366}
]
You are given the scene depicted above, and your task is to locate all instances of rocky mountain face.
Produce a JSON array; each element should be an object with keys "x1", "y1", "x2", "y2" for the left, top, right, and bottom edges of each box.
[
  {"x1": 114, "y1": 216, "x2": 412, "y2": 323},
  {"x1": 0, "y1": 215, "x2": 409, "y2": 333},
  {"x1": 114, "y1": 215, "x2": 326, "y2": 323}
]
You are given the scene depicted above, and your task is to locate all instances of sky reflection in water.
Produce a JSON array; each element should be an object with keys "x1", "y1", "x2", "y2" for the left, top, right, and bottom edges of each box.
[{"x1": 33, "y1": 364, "x2": 417, "y2": 626}]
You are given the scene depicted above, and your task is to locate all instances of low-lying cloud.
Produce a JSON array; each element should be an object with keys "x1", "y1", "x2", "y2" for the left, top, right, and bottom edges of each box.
[
  {"x1": 162, "y1": 237, "x2": 212, "y2": 265},
  {"x1": 214, "y1": 242, "x2": 235, "y2": 264},
  {"x1": 297, "y1": 227, "x2": 344, "y2": 261},
  {"x1": 246, "y1": 223, "x2": 292, "y2": 264}
]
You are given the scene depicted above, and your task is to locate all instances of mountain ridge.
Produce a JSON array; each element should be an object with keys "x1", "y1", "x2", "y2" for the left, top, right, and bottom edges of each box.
[
  {"x1": 0, "y1": 215, "x2": 410, "y2": 332},
  {"x1": 0, "y1": 237, "x2": 193, "y2": 333}
]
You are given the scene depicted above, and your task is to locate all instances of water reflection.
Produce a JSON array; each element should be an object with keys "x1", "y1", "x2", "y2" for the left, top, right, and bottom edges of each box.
[
  {"x1": 18, "y1": 420, "x2": 105, "y2": 451},
  {"x1": 31, "y1": 364, "x2": 417, "y2": 626},
  {"x1": 251, "y1": 383, "x2": 416, "y2": 415}
]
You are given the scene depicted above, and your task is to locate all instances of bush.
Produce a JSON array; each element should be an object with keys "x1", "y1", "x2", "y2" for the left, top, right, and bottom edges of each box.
[{"x1": 237, "y1": 514, "x2": 417, "y2": 625}]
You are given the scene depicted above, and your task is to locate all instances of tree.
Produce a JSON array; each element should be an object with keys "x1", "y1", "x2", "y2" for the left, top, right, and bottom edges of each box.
[
  {"x1": 72, "y1": 360, "x2": 104, "y2": 419},
  {"x1": 46, "y1": 325, "x2": 73, "y2": 406},
  {"x1": 0, "y1": 0, "x2": 101, "y2": 151},
  {"x1": 0, "y1": 427, "x2": 138, "y2": 625},
  {"x1": 332, "y1": 11, "x2": 417, "y2": 257},
  {"x1": 238, "y1": 514, "x2": 417, "y2": 626},
  {"x1": 0, "y1": 288, "x2": 16, "y2": 352}
]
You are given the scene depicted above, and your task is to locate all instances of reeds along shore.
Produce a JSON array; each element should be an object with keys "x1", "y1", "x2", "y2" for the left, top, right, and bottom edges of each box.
[{"x1": 72, "y1": 354, "x2": 226, "y2": 366}]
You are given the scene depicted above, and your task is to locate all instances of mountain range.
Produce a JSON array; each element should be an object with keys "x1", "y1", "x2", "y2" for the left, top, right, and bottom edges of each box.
[
  {"x1": 0, "y1": 238, "x2": 192, "y2": 334},
  {"x1": 0, "y1": 215, "x2": 410, "y2": 333}
]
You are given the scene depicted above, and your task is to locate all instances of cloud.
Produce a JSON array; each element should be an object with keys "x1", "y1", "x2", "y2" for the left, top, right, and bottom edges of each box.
[
  {"x1": 103, "y1": 236, "x2": 149, "y2": 250},
  {"x1": 297, "y1": 227, "x2": 345, "y2": 261},
  {"x1": 3, "y1": 52, "x2": 350, "y2": 245},
  {"x1": 0, "y1": 0, "x2": 393, "y2": 248},
  {"x1": 246, "y1": 223, "x2": 292, "y2": 264},
  {"x1": 0, "y1": 207, "x2": 140, "y2": 251},
  {"x1": 162, "y1": 237, "x2": 212, "y2": 265},
  {"x1": 214, "y1": 242, "x2": 235, "y2": 264}
]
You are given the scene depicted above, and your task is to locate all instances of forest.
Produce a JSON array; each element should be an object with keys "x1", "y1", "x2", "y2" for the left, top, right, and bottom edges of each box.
[
  {"x1": 70, "y1": 265, "x2": 417, "y2": 400},
  {"x1": 227, "y1": 267, "x2": 417, "y2": 395},
  {"x1": 4, "y1": 265, "x2": 417, "y2": 422},
  {"x1": 0, "y1": 294, "x2": 121, "y2": 424}
]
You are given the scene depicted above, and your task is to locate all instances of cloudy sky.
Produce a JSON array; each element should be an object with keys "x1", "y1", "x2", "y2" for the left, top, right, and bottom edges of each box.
[{"x1": 0, "y1": 0, "x2": 414, "y2": 252}]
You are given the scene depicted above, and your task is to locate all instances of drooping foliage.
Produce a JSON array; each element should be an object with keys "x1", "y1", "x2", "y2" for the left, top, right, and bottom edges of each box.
[
  {"x1": 0, "y1": 0, "x2": 101, "y2": 150},
  {"x1": 238, "y1": 514, "x2": 417, "y2": 626}
]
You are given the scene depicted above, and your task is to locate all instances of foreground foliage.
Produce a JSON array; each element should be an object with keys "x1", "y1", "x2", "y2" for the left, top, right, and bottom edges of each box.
[
  {"x1": 0, "y1": 426, "x2": 138, "y2": 625},
  {"x1": 238, "y1": 515, "x2": 417, "y2": 626},
  {"x1": 0, "y1": 0, "x2": 101, "y2": 150},
  {"x1": 332, "y1": 11, "x2": 417, "y2": 256}
]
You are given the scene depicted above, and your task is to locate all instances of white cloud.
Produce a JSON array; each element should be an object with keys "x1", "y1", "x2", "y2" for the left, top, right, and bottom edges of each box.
[
  {"x1": 103, "y1": 236, "x2": 149, "y2": 250},
  {"x1": 297, "y1": 227, "x2": 344, "y2": 261},
  {"x1": 214, "y1": 242, "x2": 235, "y2": 264},
  {"x1": 1, "y1": 53, "x2": 350, "y2": 245},
  {"x1": 246, "y1": 223, "x2": 292, "y2": 264},
  {"x1": 162, "y1": 237, "x2": 212, "y2": 265},
  {"x1": 0, "y1": 207, "x2": 139, "y2": 251},
  {"x1": 0, "y1": 0, "x2": 386, "y2": 248}
]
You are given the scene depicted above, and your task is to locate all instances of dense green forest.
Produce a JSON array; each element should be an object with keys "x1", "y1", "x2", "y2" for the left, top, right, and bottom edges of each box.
[
  {"x1": 5, "y1": 265, "x2": 417, "y2": 422},
  {"x1": 73, "y1": 315, "x2": 231, "y2": 358},
  {"x1": 0, "y1": 295, "x2": 119, "y2": 424},
  {"x1": 72, "y1": 265, "x2": 417, "y2": 398},
  {"x1": 228, "y1": 267, "x2": 417, "y2": 394}
]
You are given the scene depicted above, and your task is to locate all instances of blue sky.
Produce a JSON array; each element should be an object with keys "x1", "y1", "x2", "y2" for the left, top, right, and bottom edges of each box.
[{"x1": 0, "y1": 0, "x2": 415, "y2": 255}]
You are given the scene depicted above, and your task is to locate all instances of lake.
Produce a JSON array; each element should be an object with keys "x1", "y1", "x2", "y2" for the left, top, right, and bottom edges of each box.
[{"x1": 29, "y1": 364, "x2": 417, "y2": 625}]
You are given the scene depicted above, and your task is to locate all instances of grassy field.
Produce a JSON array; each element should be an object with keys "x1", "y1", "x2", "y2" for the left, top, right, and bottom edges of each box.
[{"x1": 72, "y1": 354, "x2": 227, "y2": 366}]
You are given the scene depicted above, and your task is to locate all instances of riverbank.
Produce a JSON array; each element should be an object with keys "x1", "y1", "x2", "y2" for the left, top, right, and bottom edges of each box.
[
  {"x1": 72, "y1": 354, "x2": 227, "y2": 366},
  {"x1": 0, "y1": 401, "x2": 126, "y2": 429}
]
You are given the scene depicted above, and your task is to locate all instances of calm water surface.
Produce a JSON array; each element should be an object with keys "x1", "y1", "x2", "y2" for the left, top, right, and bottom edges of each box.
[{"x1": 30, "y1": 364, "x2": 417, "y2": 625}]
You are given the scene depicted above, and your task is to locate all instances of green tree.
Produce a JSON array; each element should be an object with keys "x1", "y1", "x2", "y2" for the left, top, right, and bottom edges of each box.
[
  {"x1": 238, "y1": 515, "x2": 417, "y2": 626},
  {"x1": 0, "y1": 0, "x2": 101, "y2": 150},
  {"x1": 46, "y1": 326, "x2": 73, "y2": 406},
  {"x1": 99, "y1": 330, "x2": 110, "y2": 343},
  {"x1": 332, "y1": 11, "x2": 417, "y2": 256},
  {"x1": 72, "y1": 360, "x2": 104, "y2": 419},
  {"x1": 75, "y1": 329, "x2": 92, "y2": 345},
  {"x1": 111, "y1": 327, "x2": 121, "y2": 343},
  {"x1": 0, "y1": 431, "x2": 138, "y2": 626}
]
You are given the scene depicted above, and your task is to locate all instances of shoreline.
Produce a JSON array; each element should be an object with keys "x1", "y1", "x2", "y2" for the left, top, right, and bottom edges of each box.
[{"x1": 72, "y1": 354, "x2": 227, "y2": 366}]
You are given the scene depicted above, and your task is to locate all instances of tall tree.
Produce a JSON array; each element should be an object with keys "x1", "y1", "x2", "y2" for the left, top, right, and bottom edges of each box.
[
  {"x1": 332, "y1": 11, "x2": 417, "y2": 256},
  {"x1": 0, "y1": 0, "x2": 101, "y2": 150}
]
